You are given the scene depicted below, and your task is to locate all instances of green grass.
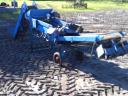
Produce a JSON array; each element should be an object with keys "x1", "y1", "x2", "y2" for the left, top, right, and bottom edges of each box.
[
  {"x1": 28, "y1": 1, "x2": 128, "y2": 12},
  {"x1": 86, "y1": 1, "x2": 128, "y2": 11},
  {"x1": 1, "y1": 1, "x2": 128, "y2": 12}
]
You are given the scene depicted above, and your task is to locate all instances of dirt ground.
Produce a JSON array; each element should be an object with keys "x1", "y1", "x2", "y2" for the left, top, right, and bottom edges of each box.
[
  {"x1": 61, "y1": 9, "x2": 128, "y2": 33},
  {"x1": 0, "y1": 8, "x2": 128, "y2": 96}
]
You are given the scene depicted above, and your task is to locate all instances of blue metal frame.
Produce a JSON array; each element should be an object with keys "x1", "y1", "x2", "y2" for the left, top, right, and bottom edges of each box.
[
  {"x1": 11, "y1": 2, "x2": 28, "y2": 38},
  {"x1": 11, "y1": 2, "x2": 128, "y2": 59}
]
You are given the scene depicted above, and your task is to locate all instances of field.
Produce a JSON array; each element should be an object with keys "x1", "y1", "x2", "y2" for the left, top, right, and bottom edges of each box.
[
  {"x1": 0, "y1": 0, "x2": 128, "y2": 96},
  {"x1": 1, "y1": 0, "x2": 128, "y2": 12},
  {"x1": 1, "y1": 0, "x2": 128, "y2": 20}
]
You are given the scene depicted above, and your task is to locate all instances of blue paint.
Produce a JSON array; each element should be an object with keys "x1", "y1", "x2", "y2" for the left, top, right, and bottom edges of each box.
[
  {"x1": 12, "y1": 2, "x2": 28, "y2": 38},
  {"x1": 11, "y1": 2, "x2": 128, "y2": 59}
]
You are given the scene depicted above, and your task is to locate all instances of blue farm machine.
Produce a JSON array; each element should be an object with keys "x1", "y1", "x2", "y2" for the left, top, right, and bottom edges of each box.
[{"x1": 10, "y1": 2, "x2": 128, "y2": 65}]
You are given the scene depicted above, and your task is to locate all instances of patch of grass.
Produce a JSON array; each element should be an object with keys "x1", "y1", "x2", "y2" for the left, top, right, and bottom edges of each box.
[
  {"x1": 0, "y1": 1, "x2": 128, "y2": 12},
  {"x1": 30, "y1": 1, "x2": 128, "y2": 12},
  {"x1": 35, "y1": 1, "x2": 90, "y2": 12},
  {"x1": 87, "y1": 1, "x2": 128, "y2": 11}
]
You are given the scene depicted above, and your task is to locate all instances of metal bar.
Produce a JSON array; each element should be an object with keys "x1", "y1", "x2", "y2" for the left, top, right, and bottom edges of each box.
[
  {"x1": 25, "y1": 9, "x2": 53, "y2": 19},
  {"x1": 12, "y1": 2, "x2": 28, "y2": 38},
  {"x1": 56, "y1": 35, "x2": 103, "y2": 42}
]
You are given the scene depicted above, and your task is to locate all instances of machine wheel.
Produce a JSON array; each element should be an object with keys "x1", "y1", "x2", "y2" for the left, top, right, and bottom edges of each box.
[{"x1": 53, "y1": 52, "x2": 62, "y2": 66}]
